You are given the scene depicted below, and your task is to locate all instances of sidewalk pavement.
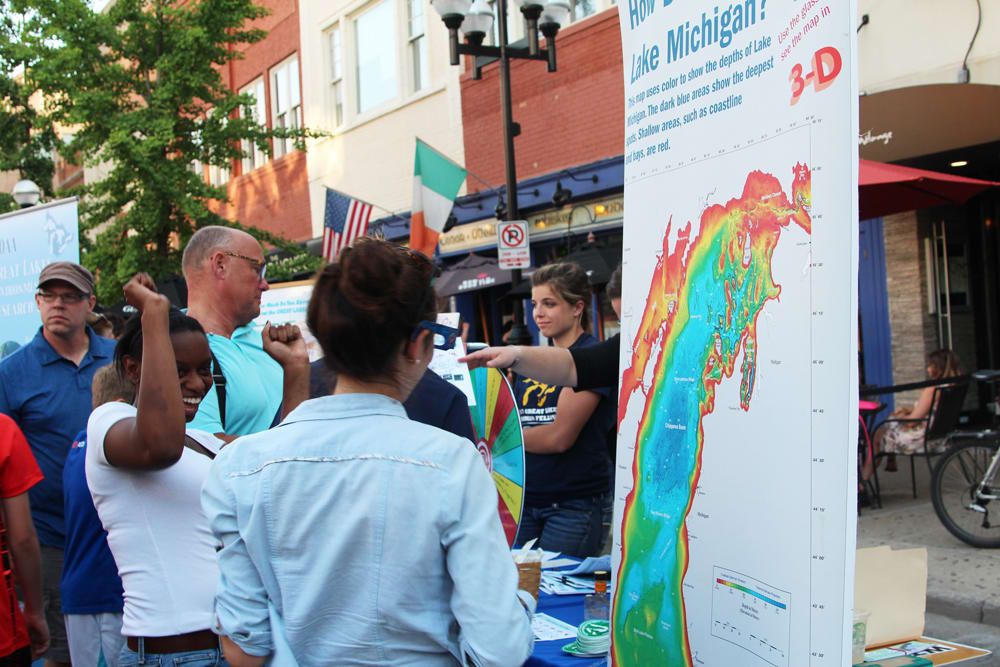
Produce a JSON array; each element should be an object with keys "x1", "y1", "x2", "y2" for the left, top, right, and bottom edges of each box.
[{"x1": 858, "y1": 458, "x2": 1000, "y2": 627}]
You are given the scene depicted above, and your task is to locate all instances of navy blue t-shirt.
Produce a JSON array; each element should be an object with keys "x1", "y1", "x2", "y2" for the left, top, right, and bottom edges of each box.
[
  {"x1": 60, "y1": 429, "x2": 124, "y2": 615},
  {"x1": 514, "y1": 332, "x2": 615, "y2": 507},
  {"x1": 309, "y1": 362, "x2": 475, "y2": 443},
  {"x1": 0, "y1": 327, "x2": 115, "y2": 548}
]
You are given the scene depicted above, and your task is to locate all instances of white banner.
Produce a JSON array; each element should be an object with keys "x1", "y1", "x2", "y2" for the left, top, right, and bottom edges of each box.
[
  {"x1": 612, "y1": 1, "x2": 858, "y2": 666},
  {"x1": 251, "y1": 281, "x2": 322, "y2": 362},
  {"x1": 254, "y1": 286, "x2": 476, "y2": 407},
  {"x1": 0, "y1": 199, "x2": 80, "y2": 351}
]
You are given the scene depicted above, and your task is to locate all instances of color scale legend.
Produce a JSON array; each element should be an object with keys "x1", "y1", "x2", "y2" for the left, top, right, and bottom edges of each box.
[{"x1": 711, "y1": 567, "x2": 792, "y2": 667}]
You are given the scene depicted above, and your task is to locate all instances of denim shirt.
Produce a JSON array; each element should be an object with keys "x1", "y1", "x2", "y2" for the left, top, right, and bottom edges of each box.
[{"x1": 202, "y1": 394, "x2": 534, "y2": 666}]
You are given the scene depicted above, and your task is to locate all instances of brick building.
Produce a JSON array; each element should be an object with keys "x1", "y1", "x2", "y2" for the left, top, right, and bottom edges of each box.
[
  {"x1": 855, "y1": 1, "x2": 1000, "y2": 410},
  {"x1": 376, "y1": 4, "x2": 630, "y2": 344},
  {"x1": 460, "y1": 8, "x2": 624, "y2": 188},
  {"x1": 202, "y1": 0, "x2": 312, "y2": 242}
]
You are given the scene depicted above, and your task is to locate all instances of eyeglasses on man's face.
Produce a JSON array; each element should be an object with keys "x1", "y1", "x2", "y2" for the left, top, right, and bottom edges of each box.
[
  {"x1": 224, "y1": 252, "x2": 267, "y2": 281},
  {"x1": 36, "y1": 290, "x2": 89, "y2": 305},
  {"x1": 412, "y1": 320, "x2": 461, "y2": 351}
]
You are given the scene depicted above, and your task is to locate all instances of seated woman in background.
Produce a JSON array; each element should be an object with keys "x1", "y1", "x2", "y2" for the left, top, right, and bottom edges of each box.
[
  {"x1": 202, "y1": 239, "x2": 534, "y2": 667},
  {"x1": 874, "y1": 349, "x2": 963, "y2": 472},
  {"x1": 513, "y1": 262, "x2": 614, "y2": 558}
]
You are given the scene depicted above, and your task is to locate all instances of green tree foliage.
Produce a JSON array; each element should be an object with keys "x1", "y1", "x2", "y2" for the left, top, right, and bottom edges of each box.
[
  {"x1": 266, "y1": 253, "x2": 324, "y2": 284},
  {"x1": 0, "y1": 1, "x2": 58, "y2": 210},
  {"x1": 23, "y1": 0, "x2": 318, "y2": 302}
]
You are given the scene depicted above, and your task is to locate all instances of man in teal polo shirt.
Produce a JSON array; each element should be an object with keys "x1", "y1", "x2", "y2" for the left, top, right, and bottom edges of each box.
[
  {"x1": 183, "y1": 226, "x2": 287, "y2": 436},
  {"x1": 0, "y1": 261, "x2": 116, "y2": 667}
]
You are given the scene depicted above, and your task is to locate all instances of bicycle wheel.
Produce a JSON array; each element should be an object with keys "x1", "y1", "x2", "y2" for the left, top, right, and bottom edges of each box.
[{"x1": 931, "y1": 442, "x2": 1000, "y2": 548}]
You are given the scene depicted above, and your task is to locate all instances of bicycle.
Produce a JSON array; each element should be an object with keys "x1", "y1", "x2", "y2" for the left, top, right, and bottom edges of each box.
[{"x1": 930, "y1": 370, "x2": 1000, "y2": 548}]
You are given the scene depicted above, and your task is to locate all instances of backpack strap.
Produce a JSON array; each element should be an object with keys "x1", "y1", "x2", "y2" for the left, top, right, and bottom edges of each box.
[{"x1": 211, "y1": 351, "x2": 227, "y2": 432}]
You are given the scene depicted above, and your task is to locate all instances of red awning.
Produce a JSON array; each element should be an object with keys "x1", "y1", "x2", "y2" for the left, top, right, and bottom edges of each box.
[{"x1": 859, "y1": 159, "x2": 999, "y2": 220}]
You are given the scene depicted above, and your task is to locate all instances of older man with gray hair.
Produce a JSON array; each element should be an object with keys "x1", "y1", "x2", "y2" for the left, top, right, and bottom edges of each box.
[{"x1": 183, "y1": 226, "x2": 307, "y2": 437}]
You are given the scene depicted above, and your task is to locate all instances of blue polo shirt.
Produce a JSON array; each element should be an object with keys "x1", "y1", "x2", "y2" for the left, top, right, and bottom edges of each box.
[
  {"x1": 189, "y1": 325, "x2": 283, "y2": 436},
  {"x1": 61, "y1": 430, "x2": 124, "y2": 614},
  {"x1": 0, "y1": 327, "x2": 115, "y2": 548}
]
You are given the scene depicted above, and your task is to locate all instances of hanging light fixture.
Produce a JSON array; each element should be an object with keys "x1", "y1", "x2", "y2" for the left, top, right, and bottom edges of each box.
[
  {"x1": 510, "y1": 0, "x2": 545, "y2": 54},
  {"x1": 461, "y1": 0, "x2": 495, "y2": 46}
]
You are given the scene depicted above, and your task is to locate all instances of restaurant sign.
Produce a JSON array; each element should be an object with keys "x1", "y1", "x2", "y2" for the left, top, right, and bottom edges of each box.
[{"x1": 437, "y1": 196, "x2": 624, "y2": 256}]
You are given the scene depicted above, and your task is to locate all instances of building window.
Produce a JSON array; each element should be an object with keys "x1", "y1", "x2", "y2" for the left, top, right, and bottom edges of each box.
[
  {"x1": 271, "y1": 56, "x2": 302, "y2": 159},
  {"x1": 486, "y1": 0, "x2": 500, "y2": 45},
  {"x1": 207, "y1": 108, "x2": 230, "y2": 186},
  {"x1": 407, "y1": 0, "x2": 429, "y2": 92},
  {"x1": 240, "y1": 78, "x2": 267, "y2": 173},
  {"x1": 355, "y1": 0, "x2": 397, "y2": 113},
  {"x1": 569, "y1": 0, "x2": 596, "y2": 21},
  {"x1": 209, "y1": 163, "x2": 230, "y2": 187},
  {"x1": 327, "y1": 25, "x2": 345, "y2": 126}
]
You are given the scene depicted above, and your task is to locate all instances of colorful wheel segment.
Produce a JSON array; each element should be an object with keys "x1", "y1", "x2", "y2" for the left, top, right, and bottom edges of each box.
[{"x1": 468, "y1": 366, "x2": 525, "y2": 547}]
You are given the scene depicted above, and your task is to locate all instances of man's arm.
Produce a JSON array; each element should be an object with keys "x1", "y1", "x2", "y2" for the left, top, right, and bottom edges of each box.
[
  {"x1": 3, "y1": 493, "x2": 49, "y2": 659},
  {"x1": 570, "y1": 334, "x2": 621, "y2": 391},
  {"x1": 460, "y1": 346, "x2": 578, "y2": 388},
  {"x1": 261, "y1": 323, "x2": 310, "y2": 421}
]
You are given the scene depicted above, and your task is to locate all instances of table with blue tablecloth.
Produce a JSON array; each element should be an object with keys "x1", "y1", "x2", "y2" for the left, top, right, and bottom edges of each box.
[{"x1": 526, "y1": 576, "x2": 608, "y2": 667}]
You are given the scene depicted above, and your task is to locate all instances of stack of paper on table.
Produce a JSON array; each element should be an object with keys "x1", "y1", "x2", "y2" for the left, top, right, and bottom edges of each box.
[
  {"x1": 854, "y1": 545, "x2": 928, "y2": 646},
  {"x1": 854, "y1": 546, "x2": 991, "y2": 665}
]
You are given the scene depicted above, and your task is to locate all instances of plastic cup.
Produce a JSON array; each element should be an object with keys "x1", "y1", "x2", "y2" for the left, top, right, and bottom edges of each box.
[
  {"x1": 514, "y1": 549, "x2": 543, "y2": 598},
  {"x1": 852, "y1": 610, "x2": 871, "y2": 664}
]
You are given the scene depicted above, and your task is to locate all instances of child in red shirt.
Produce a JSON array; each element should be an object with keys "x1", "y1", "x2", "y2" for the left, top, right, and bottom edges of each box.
[{"x1": 0, "y1": 414, "x2": 48, "y2": 665}]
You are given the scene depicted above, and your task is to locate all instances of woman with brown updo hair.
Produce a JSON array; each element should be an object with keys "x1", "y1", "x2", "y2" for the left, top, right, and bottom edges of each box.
[{"x1": 202, "y1": 239, "x2": 534, "y2": 666}]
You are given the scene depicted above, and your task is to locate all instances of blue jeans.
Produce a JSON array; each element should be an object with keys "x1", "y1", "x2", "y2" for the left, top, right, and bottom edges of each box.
[
  {"x1": 119, "y1": 641, "x2": 227, "y2": 666},
  {"x1": 517, "y1": 495, "x2": 606, "y2": 558}
]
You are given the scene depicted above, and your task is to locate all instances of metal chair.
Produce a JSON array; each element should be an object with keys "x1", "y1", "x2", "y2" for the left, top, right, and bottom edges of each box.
[
  {"x1": 873, "y1": 381, "x2": 970, "y2": 499},
  {"x1": 858, "y1": 402, "x2": 885, "y2": 509}
]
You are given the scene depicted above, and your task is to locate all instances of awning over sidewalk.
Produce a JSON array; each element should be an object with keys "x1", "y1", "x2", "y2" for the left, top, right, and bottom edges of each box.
[
  {"x1": 859, "y1": 159, "x2": 999, "y2": 219},
  {"x1": 434, "y1": 254, "x2": 512, "y2": 296}
]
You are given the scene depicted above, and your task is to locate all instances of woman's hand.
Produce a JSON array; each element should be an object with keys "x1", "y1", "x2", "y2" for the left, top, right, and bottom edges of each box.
[
  {"x1": 122, "y1": 273, "x2": 169, "y2": 315},
  {"x1": 262, "y1": 322, "x2": 309, "y2": 369}
]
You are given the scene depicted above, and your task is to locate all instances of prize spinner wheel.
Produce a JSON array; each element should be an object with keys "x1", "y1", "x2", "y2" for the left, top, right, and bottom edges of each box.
[{"x1": 469, "y1": 366, "x2": 525, "y2": 547}]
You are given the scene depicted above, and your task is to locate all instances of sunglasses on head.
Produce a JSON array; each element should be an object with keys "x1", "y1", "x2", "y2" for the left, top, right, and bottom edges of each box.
[{"x1": 412, "y1": 320, "x2": 461, "y2": 351}]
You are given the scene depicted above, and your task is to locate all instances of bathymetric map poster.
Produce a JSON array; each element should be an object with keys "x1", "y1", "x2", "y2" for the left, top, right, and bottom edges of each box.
[{"x1": 613, "y1": 1, "x2": 858, "y2": 666}]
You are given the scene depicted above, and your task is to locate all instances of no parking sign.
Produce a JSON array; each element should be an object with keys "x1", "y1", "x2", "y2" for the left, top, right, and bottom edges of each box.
[{"x1": 497, "y1": 220, "x2": 530, "y2": 270}]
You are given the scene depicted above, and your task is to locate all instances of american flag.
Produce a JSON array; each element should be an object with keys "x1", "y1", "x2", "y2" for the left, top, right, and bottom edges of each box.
[{"x1": 323, "y1": 188, "x2": 373, "y2": 261}]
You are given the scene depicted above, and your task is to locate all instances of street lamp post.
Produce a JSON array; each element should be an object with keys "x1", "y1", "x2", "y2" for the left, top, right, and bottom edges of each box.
[
  {"x1": 11, "y1": 179, "x2": 41, "y2": 208},
  {"x1": 432, "y1": 0, "x2": 569, "y2": 346}
]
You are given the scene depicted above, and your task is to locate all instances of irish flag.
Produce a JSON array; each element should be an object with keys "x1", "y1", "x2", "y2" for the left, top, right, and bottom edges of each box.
[{"x1": 410, "y1": 139, "x2": 467, "y2": 257}]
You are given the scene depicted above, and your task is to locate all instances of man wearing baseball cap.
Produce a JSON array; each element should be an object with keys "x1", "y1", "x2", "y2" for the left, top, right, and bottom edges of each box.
[{"x1": 0, "y1": 261, "x2": 116, "y2": 667}]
